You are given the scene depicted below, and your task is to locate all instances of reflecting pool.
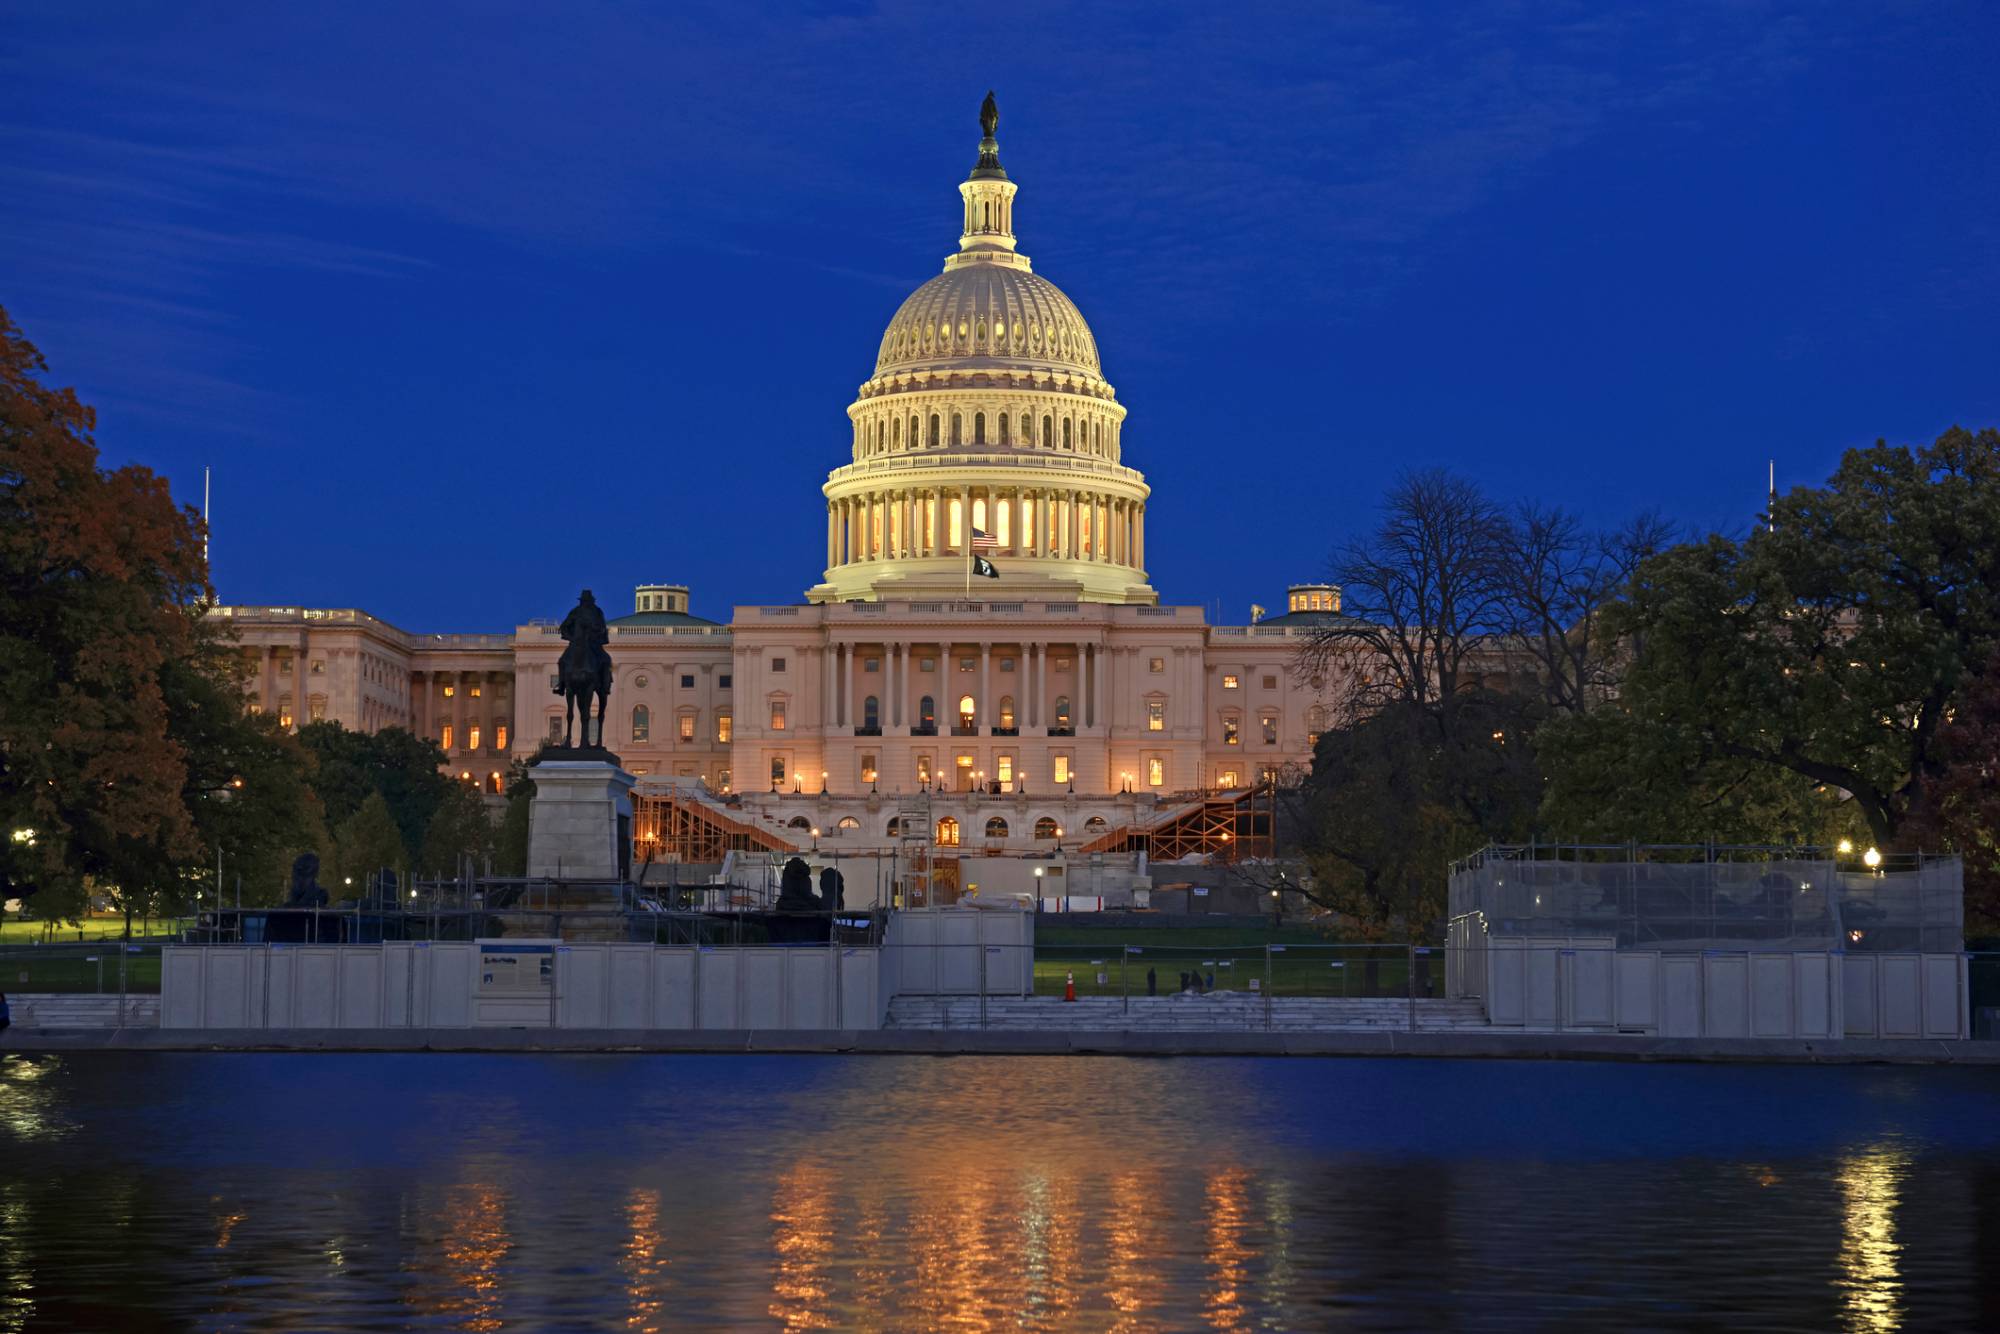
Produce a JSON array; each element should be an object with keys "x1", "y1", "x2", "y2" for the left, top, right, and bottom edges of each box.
[{"x1": 3, "y1": 1054, "x2": 1998, "y2": 1329}]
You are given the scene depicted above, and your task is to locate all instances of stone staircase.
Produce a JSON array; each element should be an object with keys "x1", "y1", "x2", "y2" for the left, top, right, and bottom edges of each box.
[
  {"x1": 6, "y1": 994, "x2": 160, "y2": 1029},
  {"x1": 884, "y1": 994, "x2": 1492, "y2": 1032}
]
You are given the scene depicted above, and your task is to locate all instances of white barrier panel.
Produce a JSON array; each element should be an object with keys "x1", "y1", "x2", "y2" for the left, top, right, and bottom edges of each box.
[
  {"x1": 1843, "y1": 953, "x2": 1967, "y2": 1039},
  {"x1": 160, "y1": 942, "x2": 885, "y2": 1031},
  {"x1": 1482, "y1": 941, "x2": 1849, "y2": 1039},
  {"x1": 881, "y1": 909, "x2": 1033, "y2": 996}
]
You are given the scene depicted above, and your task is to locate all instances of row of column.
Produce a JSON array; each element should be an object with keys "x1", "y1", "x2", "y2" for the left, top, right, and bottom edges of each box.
[
  {"x1": 807, "y1": 639, "x2": 1110, "y2": 734},
  {"x1": 827, "y1": 486, "x2": 1146, "y2": 570}
]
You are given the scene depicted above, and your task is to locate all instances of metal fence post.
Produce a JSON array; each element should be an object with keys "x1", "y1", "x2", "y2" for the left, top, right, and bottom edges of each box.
[
  {"x1": 117, "y1": 945, "x2": 128, "y2": 1029},
  {"x1": 1121, "y1": 945, "x2": 1129, "y2": 1018},
  {"x1": 1264, "y1": 944, "x2": 1273, "y2": 1029},
  {"x1": 977, "y1": 925, "x2": 988, "y2": 1031},
  {"x1": 1407, "y1": 944, "x2": 1416, "y2": 1032}
]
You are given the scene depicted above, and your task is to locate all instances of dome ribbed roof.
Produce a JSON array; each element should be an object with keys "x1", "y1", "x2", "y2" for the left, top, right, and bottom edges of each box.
[{"x1": 874, "y1": 265, "x2": 1101, "y2": 379}]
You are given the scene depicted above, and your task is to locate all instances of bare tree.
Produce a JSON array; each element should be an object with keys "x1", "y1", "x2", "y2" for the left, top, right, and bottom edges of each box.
[
  {"x1": 1501, "y1": 506, "x2": 1674, "y2": 715},
  {"x1": 1299, "y1": 469, "x2": 1514, "y2": 723}
]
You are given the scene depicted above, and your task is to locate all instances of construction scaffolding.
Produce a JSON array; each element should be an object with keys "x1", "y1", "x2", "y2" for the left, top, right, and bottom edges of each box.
[
  {"x1": 632, "y1": 785, "x2": 797, "y2": 864},
  {"x1": 1075, "y1": 788, "x2": 1275, "y2": 861}
]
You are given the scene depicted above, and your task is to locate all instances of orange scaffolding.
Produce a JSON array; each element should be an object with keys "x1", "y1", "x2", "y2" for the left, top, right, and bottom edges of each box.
[
  {"x1": 632, "y1": 790, "x2": 798, "y2": 864},
  {"x1": 1075, "y1": 788, "x2": 1274, "y2": 862}
]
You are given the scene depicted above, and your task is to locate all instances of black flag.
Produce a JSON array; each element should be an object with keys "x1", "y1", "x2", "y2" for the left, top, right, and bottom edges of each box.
[{"x1": 972, "y1": 555, "x2": 1000, "y2": 579}]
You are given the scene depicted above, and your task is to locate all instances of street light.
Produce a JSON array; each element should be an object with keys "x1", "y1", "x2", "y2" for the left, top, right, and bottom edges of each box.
[
  {"x1": 1836, "y1": 838, "x2": 1854, "y2": 855},
  {"x1": 1863, "y1": 846, "x2": 1882, "y2": 871}
]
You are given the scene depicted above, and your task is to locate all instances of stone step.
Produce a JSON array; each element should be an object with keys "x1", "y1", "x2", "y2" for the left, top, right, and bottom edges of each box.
[{"x1": 7, "y1": 993, "x2": 160, "y2": 1028}]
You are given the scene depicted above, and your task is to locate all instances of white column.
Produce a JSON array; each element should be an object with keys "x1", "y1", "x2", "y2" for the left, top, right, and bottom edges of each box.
[{"x1": 980, "y1": 642, "x2": 992, "y2": 732}]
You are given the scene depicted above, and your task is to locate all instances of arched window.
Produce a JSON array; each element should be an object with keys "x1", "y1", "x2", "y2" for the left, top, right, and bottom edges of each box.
[
  {"x1": 788, "y1": 816, "x2": 811, "y2": 829},
  {"x1": 1042, "y1": 416, "x2": 1053, "y2": 449},
  {"x1": 985, "y1": 816, "x2": 1009, "y2": 838},
  {"x1": 836, "y1": 815, "x2": 861, "y2": 830},
  {"x1": 1307, "y1": 705, "x2": 1329, "y2": 745},
  {"x1": 919, "y1": 695, "x2": 936, "y2": 728},
  {"x1": 1021, "y1": 413, "x2": 1032, "y2": 444},
  {"x1": 999, "y1": 696, "x2": 1016, "y2": 728},
  {"x1": 1084, "y1": 816, "x2": 1108, "y2": 832},
  {"x1": 863, "y1": 695, "x2": 880, "y2": 729},
  {"x1": 910, "y1": 415, "x2": 919, "y2": 447},
  {"x1": 948, "y1": 498, "x2": 963, "y2": 549},
  {"x1": 631, "y1": 704, "x2": 650, "y2": 742},
  {"x1": 958, "y1": 694, "x2": 976, "y2": 726},
  {"x1": 487, "y1": 772, "x2": 503, "y2": 794},
  {"x1": 936, "y1": 816, "x2": 960, "y2": 847},
  {"x1": 1034, "y1": 816, "x2": 1060, "y2": 839},
  {"x1": 1053, "y1": 696, "x2": 1072, "y2": 728},
  {"x1": 891, "y1": 418, "x2": 900, "y2": 448},
  {"x1": 886, "y1": 815, "x2": 902, "y2": 836},
  {"x1": 974, "y1": 412, "x2": 986, "y2": 444},
  {"x1": 999, "y1": 413, "x2": 1010, "y2": 445},
  {"x1": 951, "y1": 413, "x2": 962, "y2": 445},
  {"x1": 1063, "y1": 418, "x2": 1072, "y2": 450},
  {"x1": 972, "y1": 497, "x2": 987, "y2": 533},
  {"x1": 929, "y1": 414, "x2": 940, "y2": 447}
]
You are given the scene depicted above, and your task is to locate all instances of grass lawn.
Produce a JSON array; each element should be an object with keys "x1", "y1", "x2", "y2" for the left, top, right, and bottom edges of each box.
[
  {"x1": 0, "y1": 917, "x2": 188, "y2": 945},
  {"x1": 1030, "y1": 945, "x2": 1441, "y2": 1000},
  {"x1": 1, "y1": 944, "x2": 165, "y2": 994}
]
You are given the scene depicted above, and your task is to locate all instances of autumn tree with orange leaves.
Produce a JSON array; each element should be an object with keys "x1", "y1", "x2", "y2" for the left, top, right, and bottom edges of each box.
[{"x1": 0, "y1": 305, "x2": 319, "y2": 928}]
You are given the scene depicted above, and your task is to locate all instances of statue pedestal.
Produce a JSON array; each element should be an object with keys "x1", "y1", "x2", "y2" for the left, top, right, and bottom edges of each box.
[{"x1": 527, "y1": 759, "x2": 635, "y2": 881}]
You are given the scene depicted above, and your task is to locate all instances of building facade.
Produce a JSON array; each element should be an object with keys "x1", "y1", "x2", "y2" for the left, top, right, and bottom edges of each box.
[{"x1": 221, "y1": 106, "x2": 1352, "y2": 858}]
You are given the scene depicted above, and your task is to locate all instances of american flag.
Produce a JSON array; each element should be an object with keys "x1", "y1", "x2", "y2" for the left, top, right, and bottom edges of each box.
[{"x1": 970, "y1": 526, "x2": 999, "y2": 552}]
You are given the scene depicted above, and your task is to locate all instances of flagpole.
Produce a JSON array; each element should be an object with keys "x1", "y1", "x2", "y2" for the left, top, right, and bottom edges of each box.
[{"x1": 965, "y1": 531, "x2": 972, "y2": 599}]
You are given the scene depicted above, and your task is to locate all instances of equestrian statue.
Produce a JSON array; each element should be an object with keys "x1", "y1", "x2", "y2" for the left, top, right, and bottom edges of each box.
[{"x1": 555, "y1": 588, "x2": 614, "y2": 750}]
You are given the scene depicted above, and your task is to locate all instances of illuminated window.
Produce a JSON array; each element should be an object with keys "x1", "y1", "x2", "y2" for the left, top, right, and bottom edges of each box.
[
  {"x1": 469, "y1": 685, "x2": 482, "y2": 698},
  {"x1": 443, "y1": 684, "x2": 455, "y2": 698},
  {"x1": 310, "y1": 660, "x2": 325, "y2": 675},
  {"x1": 936, "y1": 817, "x2": 960, "y2": 847},
  {"x1": 1223, "y1": 717, "x2": 1239, "y2": 745},
  {"x1": 309, "y1": 696, "x2": 327, "y2": 722},
  {"x1": 1150, "y1": 657, "x2": 1164, "y2": 673},
  {"x1": 771, "y1": 756, "x2": 786, "y2": 784},
  {"x1": 1222, "y1": 674, "x2": 1239, "y2": 690},
  {"x1": 1307, "y1": 705, "x2": 1328, "y2": 746},
  {"x1": 770, "y1": 701, "x2": 786, "y2": 730},
  {"x1": 959, "y1": 657, "x2": 975, "y2": 672},
  {"x1": 716, "y1": 712, "x2": 732, "y2": 743},
  {"x1": 1147, "y1": 700, "x2": 1165, "y2": 731},
  {"x1": 995, "y1": 498, "x2": 1009, "y2": 546},
  {"x1": 1053, "y1": 657, "x2": 1072, "y2": 672},
  {"x1": 886, "y1": 815, "x2": 902, "y2": 836},
  {"x1": 1034, "y1": 817, "x2": 1059, "y2": 839},
  {"x1": 279, "y1": 709, "x2": 294, "y2": 729},
  {"x1": 999, "y1": 696, "x2": 1015, "y2": 728},
  {"x1": 985, "y1": 816, "x2": 1009, "y2": 838},
  {"x1": 997, "y1": 755, "x2": 1013, "y2": 785},
  {"x1": 441, "y1": 724, "x2": 455, "y2": 750},
  {"x1": 1053, "y1": 696, "x2": 1072, "y2": 729},
  {"x1": 1148, "y1": 757, "x2": 1164, "y2": 787},
  {"x1": 958, "y1": 694, "x2": 976, "y2": 727},
  {"x1": 468, "y1": 725, "x2": 481, "y2": 751},
  {"x1": 1053, "y1": 755, "x2": 1071, "y2": 785},
  {"x1": 630, "y1": 706, "x2": 649, "y2": 742},
  {"x1": 495, "y1": 725, "x2": 508, "y2": 751},
  {"x1": 488, "y1": 772, "x2": 503, "y2": 794},
  {"x1": 1218, "y1": 769, "x2": 1239, "y2": 788},
  {"x1": 837, "y1": 815, "x2": 861, "y2": 831},
  {"x1": 916, "y1": 754, "x2": 932, "y2": 785},
  {"x1": 1261, "y1": 713, "x2": 1278, "y2": 744},
  {"x1": 678, "y1": 713, "x2": 695, "y2": 741},
  {"x1": 861, "y1": 754, "x2": 878, "y2": 783},
  {"x1": 949, "y1": 498, "x2": 963, "y2": 548}
]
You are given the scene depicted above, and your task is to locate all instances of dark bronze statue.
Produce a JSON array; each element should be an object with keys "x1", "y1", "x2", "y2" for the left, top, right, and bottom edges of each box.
[
  {"x1": 776, "y1": 856, "x2": 819, "y2": 911},
  {"x1": 973, "y1": 90, "x2": 1004, "y2": 177},
  {"x1": 555, "y1": 589, "x2": 613, "y2": 749},
  {"x1": 286, "y1": 852, "x2": 329, "y2": 908}
]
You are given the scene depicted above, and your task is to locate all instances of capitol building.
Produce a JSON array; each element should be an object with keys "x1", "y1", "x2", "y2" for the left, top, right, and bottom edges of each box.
[{"x1": 217, "y1": 103, "x2": 1349, "y2": 882}]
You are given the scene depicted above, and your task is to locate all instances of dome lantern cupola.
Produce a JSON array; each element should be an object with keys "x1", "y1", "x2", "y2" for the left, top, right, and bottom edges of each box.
[{"x1": 952, "y1": 90, "x2": 1025, "y2": 273}]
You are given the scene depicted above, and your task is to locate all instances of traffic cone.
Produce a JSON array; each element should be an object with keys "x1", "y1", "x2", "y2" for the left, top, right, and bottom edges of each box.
[{"x1": 1063, "y1": 970, "x2": 1077, "y2": 1002}]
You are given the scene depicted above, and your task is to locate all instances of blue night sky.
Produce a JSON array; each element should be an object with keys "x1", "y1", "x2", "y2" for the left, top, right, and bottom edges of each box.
[{"x1": 5, "y1": 2, "x2": 1995, "y2": 631}]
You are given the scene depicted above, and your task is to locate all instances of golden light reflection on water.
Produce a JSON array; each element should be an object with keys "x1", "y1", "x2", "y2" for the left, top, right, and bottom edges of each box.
[
  {"x1": 622, "y1": 1187, "x2": 668, "y2": 1332},
  {"x1": 420, "y1": 1184, "x2": 512, "y2": 1334},
  {"x1": 769, "y1": 1164, "x2": 835, "y2": 1330},
  {"x1": 1837, "y1": 1144, "x2": 1908, "y2": 1333},
  {"x1": 0, "y1": 1186, "x2": 32, "y2": 1334},
  {"x1": 0, "y1": 1056, "x2": 68, "y2": 1144},
  {"x1": 1204, "y1": 1167, "x2": 1253, "y2": 1333},
  {"x1": 1104, "y1": 1169, "x2": 1161, "y2": 1332}
]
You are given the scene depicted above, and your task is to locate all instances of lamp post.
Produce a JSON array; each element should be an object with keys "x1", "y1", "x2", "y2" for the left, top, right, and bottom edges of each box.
[{"x1": 1034, "y1": 864, "x2": 1045, "y2": 914}]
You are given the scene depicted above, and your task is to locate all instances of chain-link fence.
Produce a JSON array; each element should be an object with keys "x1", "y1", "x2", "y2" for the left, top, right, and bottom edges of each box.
[{"x1": 1, "y1": 941, "x2": 164, "y2": 994}]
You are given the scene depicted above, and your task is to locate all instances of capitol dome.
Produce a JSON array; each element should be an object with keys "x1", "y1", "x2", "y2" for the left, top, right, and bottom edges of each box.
[
  {"x1": 874, "y1": 266, "x2": 1102, "y2": 380},
  {"x1": 809, "y1": 94, "x2": 1155, "y2": 607}
]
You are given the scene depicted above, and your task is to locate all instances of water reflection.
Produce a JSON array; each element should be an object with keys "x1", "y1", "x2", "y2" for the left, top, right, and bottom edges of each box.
[
  {"x1": 0, "y1": 1055, "x2": 1996, "y2": 1329},
  {"x1": 1838, "y1": 1144, "x2": 1908, "y2": 1332}
]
